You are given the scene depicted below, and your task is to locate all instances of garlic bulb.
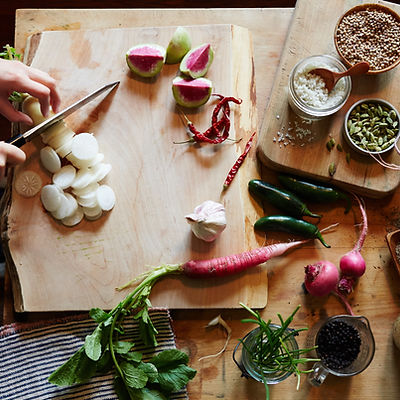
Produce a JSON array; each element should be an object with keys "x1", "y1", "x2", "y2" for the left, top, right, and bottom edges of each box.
[{"x1": 185, "y1": 200, "x2": 227, "y2": 242}]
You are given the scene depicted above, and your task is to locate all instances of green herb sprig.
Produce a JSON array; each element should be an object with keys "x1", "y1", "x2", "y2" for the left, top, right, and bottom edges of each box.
[
  {"x1": 0, "y1": 44, "x2": 26, "y2": 103},
  {"x1": 48, "y1": 265, "x2": 196, "y2": 399},
  {"x1": 240, "y1": 303, "x2": 319, "y2": 400}
]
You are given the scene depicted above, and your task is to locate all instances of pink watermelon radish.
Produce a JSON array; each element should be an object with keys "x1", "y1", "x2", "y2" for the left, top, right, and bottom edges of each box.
[
  {"x1": 166, "y1": 27, "x2": 192, "y2": 64},
  {"x1": 172, "y1": 76, "x2": 212, "y2": 108},
  {"x1": 180, "y1": 43, "x2": 214, "y2": 79},
  {"x1": 126, "y1": 44, "x2": 166, "y2": 78}
]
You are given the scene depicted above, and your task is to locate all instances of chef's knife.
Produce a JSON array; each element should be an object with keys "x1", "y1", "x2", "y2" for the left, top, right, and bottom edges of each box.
[{"x1": 6, "y1": 80, "x2": 120, "y2": 148}]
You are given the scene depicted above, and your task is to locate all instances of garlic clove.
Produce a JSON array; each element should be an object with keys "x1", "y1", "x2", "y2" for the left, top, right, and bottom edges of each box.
[{"x1": 185, "y1": 200, "x2": 227, "y2": 242}]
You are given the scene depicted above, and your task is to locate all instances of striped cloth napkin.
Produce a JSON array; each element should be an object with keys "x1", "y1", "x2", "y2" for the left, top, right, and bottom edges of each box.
[{"x1": 0, "y1": 309, "x2": 188, "y2": 400}]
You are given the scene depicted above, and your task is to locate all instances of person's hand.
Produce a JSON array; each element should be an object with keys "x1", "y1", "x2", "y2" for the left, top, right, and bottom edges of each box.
[
  {"x1": 0, "y1": 141, "x2": 26, "y2": 180},
  {"x1": 0, "y1": 58, "x2": 61, "y2": 124}
]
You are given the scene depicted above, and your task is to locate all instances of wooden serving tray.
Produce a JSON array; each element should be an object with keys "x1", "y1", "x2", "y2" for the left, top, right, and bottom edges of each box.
[
  {"x1": 257, "y1": 0, "x2": 400, "y2": 199},
  {"x1": 2, "y1": 24, "x2": 264, "y2": 312}
]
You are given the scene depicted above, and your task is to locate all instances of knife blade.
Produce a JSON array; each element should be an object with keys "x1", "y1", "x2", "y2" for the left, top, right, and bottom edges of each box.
[{"x1": 7, "y1": 80, "x2": 120, "y2": 148}]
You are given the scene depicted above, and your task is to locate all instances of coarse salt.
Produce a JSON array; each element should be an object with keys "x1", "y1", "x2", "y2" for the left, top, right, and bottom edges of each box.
[{"x1": 293, "y1": 62, "x2": 347, "y2": 109}]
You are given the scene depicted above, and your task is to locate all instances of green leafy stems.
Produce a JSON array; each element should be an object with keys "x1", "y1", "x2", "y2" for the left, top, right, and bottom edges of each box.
[
  {"x1": 48, "y1": 264, "x2": 196, "y2": 400},
  {"x1": 239, "y1": 304, "x2": 320, "y2": 400},
  {"x1": 0, "y1": 44, "x2": 27, "y2": 103}
]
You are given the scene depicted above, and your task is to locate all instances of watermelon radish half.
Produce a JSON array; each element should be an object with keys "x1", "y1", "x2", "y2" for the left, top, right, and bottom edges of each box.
[
  {"x1": 180, "y1": 43, "x2": 214, "y2": 79},
  {"x1": 172, "y1": 76, "x2": 212, "y2": 108},
  {"x1": 126, "y1": 44, "x2": 166, "y2": 78},
  {"x1": 166, "y1": 27, "x2": 192, "y2": 64}
]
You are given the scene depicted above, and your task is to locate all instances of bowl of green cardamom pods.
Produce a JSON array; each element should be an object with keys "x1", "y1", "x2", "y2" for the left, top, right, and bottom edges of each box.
[{"x1": 344, "y1": 98, "x2": 400, "y2": 155}]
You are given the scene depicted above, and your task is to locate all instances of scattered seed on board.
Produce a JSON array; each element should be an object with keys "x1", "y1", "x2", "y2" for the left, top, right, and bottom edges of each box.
[{"x1": 328, "y1": 162, "x2": 336, "y2": 176}]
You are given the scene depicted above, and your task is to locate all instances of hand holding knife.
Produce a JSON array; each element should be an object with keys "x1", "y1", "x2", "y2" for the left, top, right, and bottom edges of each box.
[{"x1": 7, "y1": 80, "x2": 120, "y2": 148}]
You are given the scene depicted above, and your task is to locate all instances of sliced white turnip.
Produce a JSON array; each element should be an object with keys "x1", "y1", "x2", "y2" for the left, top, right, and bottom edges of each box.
[
  {"x1": 96, "y1": 185, "x2": 116, "y2": 211},
  {"x1": 64, "y1": 193, "x2": 79, "y2": 216},
  {"x1": 68, "y1": 152, "x2": 105, "y2": 169},
  {"x1": 83, "y1": 203, "x2": 102, "y2": 218},
  {"x1": 87, "y1": 153, "x2": 105, "y2": 168},
  {"x1": 41, "y1": 184, "x2": 63, "y2": 212},
  {"x1": 62, "y1": 206, "x2": 84, "y2": 227},
  {"x1": 14, "y1": 170, "x2": 42, "y2": 197},
  {"x1": 51, "y1": 193, "x2": 79, "y2": 220},
  {"x1": 40, "y1": 146, "x2": 61, "y2": 173},
  {"x1": 55, "y1": 138, "x2": 74, "y2": 158},
  {"x1": 71, "y1": 168, "x2": 97, "y2": 190},
  {"x1": 85, "y1": 210, "x2": 103, "y2": 221},
  {"x1": 76, "y1": 191, "x2": 99, "y2": 208},
  {"x1": 66, "y1": 153, "x2": 83, "y2": 169},
  {"x1": 71, "y1": 133, "x2": 99, "y2": 161},
  {"x1": 67, "y1": 154, "x2": 95, "y2": 169},
  {"x1": 48, "y1": 128, "x2": 75, "y2": 151},
  {"x1": 52, "y1": 165, "x2": 76, "y2": 189},
  {"x1": 92, "y1": 163, "x2": 112, "y2": 182},
  {"x1": 72, "y1": 182, "x2": 99, "y2": 197},
  {"x1": 41, "y1": 121, "x2": 68, "y2": 144},
  {"x1": 22, "y1": 96, "x2": 49, "y2": 125}
]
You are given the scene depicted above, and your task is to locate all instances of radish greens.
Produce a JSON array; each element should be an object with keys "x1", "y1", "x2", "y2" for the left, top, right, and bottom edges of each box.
[{"x1": 48, "y1": 264, "x2": 196, "y2": 399}]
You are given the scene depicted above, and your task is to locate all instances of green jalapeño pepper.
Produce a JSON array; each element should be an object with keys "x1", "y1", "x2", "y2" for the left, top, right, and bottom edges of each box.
[
  {"x1": 277, "y1": 174, "x2": 352, "y2": 214},
  {"x1": 248, "y1": 179, "x2": 321, "y2": 219},
  {"x1": 254, "y1": 215, "x2": 330, "y2": 248}
]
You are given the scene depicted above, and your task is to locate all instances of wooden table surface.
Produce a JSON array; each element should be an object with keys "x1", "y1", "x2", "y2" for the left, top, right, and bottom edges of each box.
[{"x1": 2, "y1": 3, "x2": 400, "y2": 400}]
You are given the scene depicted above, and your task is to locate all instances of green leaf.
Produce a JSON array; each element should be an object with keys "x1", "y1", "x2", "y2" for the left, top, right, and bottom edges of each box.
[
  {"x1": 132, "y1": 388, "x2": 167, "y2": 400},
  {"x1": 114, "y1": 376, "x2": 131, "y2": 400},
  {"x1": 121, "y1": 351, "x2": 143, "y2": 363},
  {"x1": 138, "y1": 317, "x2": 158, "y2": 347},
  {"x1": 138, "y1": 362, "x2": 158, "y2": 383},
  {"x1": 89, "y1": 308, "x2": 111, "y2": 323},
  {"x1": 84, "y1": 324, "x2": 104, "y2": 361},
  {"x1": 121, "y1": 361, "x2": 148, "y2": 389},
  {"x1": 8, "y1": 91, "x2": 25, "y2": 103},
  {"x1": 150, "y1": 349, "x2": 189, "y2": 370},
  {"x1": 96, "y1": 349, "x2": 113, "y2": 373},
  {"x1": 114, "y1": 376, "x2": 167, "y2": 400},
  {"x1": 156, "y1": 365, "x2": 196, "y2": 393},
  {"x1": 48, "y1": 347, "x2": 97, "y2": 386},
  {"x1": 114, "y1": 340, "x2": 135, "y2": 354}
]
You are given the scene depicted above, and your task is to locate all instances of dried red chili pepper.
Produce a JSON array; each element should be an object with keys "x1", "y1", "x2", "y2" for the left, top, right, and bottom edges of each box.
[
  {"x1": 176, "y1": 95, "x2": 242, "y2": 145},
  {"x1": 223, "y1": 131, "x2": 257, "y2": 189},
  {"x1": 211, "y1": 94, "x2": 241, "y2": 126},
  {"x1": 178, "y1": 113, "x2": 229, "y2": 144}
]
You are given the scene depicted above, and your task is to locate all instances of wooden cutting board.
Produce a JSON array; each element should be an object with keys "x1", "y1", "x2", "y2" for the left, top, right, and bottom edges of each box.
[
  {"x1": 258, "y1": 0, "x2": 400, "y2": 199},
  {"x1": 3, "y1": 24, "x2": 264, "y2": 312}
]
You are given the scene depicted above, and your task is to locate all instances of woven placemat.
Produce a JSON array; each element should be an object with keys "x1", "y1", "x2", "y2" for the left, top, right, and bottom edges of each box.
[{"x1": 0, "y1": 309, "x2": 188, "y2": 400}]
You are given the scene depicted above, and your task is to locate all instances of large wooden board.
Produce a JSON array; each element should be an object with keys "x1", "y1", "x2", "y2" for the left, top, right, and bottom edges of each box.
[
  {"x1": 9, "y1": 8, "x2": 400, "y2": 400},
  {"x1": 4, "y1": 24, "x2": 264, "y2": 312},
  {"x1": 258, "y1": 0, "x2": 400, "y2": 198}
]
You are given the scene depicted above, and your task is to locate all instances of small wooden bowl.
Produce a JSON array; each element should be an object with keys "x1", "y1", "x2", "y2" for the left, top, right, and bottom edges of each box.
[
  {"x1": 386, "y1": 229, "x2": 400, "y2": 275},
  {"x1": 334, "y1": 3, "x2": 400, "y2": 75}
]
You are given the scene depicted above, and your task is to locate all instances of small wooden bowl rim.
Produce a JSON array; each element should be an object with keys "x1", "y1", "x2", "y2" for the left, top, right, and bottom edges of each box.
[
  {"x1": 334, "y1": 3, "x2": 400, "y2": 75},
  {"x1": 386, "y1": 229, "x2": 400, "y2": 276}
]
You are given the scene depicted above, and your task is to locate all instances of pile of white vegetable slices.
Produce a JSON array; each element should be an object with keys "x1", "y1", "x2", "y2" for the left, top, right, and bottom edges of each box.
[{"x1": 15, "y1": 96, "x2": 116, "y2": 227}]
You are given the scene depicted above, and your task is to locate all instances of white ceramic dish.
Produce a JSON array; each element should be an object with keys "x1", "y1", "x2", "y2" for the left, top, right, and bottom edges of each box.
[{"x1": 343, "y1": 98, "x2": 400, "y2": 155}]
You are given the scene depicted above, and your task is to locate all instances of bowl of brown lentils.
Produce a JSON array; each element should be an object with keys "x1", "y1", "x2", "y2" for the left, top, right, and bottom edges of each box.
[
  {"x1": 334, "y1": 3, "x2": 400, "y2": 74},
  {"x1": 344, "y1": 98, "x2": 400, "y2": 155}
]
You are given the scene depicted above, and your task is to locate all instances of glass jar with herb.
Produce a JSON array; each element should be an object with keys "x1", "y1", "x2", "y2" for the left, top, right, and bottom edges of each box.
[{"x1": 233, "y1": 304, "x2": 319, "y2": 400}]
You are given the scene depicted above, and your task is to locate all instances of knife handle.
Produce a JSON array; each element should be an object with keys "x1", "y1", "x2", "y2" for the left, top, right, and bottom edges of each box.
[{"x1": 6, "y1": 134, "x2": 26, "y2": 148}]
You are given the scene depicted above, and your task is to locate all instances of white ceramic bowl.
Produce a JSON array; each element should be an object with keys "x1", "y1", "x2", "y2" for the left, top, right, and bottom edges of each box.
[{"x1": 344, "y1": 98, "x2": 400, "y2": 155}]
